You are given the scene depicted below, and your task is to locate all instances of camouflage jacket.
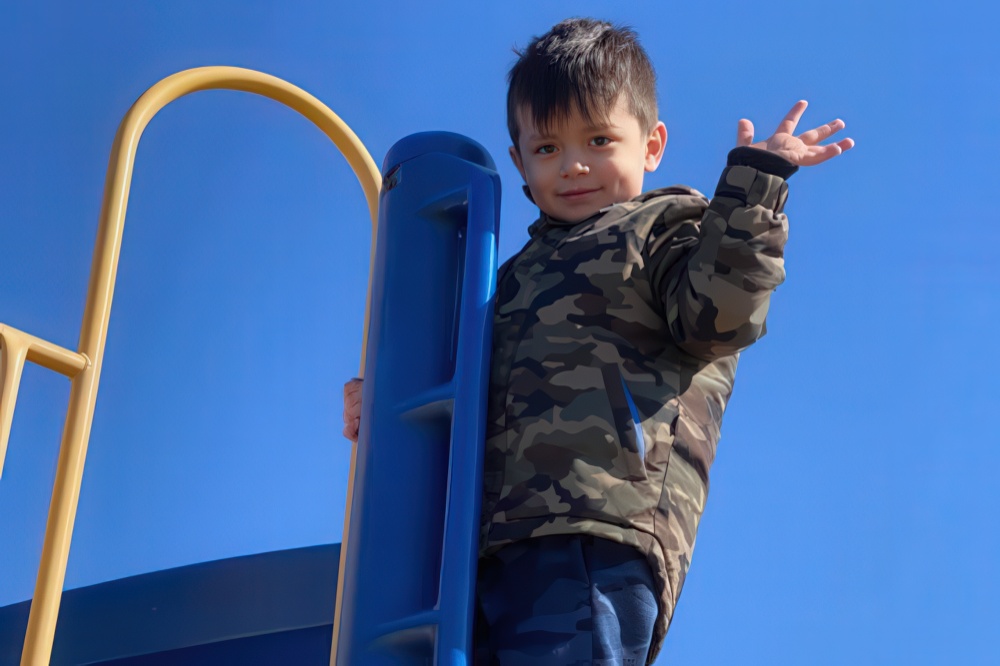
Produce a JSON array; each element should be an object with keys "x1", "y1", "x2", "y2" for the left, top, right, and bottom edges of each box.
[{"x1": 481, "y1": 148, "x2": 795, "y2": 661}]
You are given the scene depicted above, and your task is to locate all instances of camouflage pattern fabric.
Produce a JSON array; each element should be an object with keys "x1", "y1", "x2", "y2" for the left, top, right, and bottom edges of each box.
[
  {"x1": 481, "y1": 157, "x2": 791, "y2": 662},
  {"x1": 477, "y1": 534, "x2": 657, "y2": 665}
]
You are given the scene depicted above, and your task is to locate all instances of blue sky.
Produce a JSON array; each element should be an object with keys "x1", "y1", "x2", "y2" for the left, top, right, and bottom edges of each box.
[{"x1": 1, "y1": 1, "x2": 998, "y2": 664}]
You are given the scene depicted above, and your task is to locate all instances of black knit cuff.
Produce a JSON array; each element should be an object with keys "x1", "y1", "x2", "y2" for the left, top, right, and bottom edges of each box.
[{"x1": 727, "y1": 147, "x2": 798, "y2": 179}]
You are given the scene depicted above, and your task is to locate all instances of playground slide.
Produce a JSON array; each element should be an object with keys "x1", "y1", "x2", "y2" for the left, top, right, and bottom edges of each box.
[{"x1": 0, "y1": 68, "x2": 500, "y2": 665}]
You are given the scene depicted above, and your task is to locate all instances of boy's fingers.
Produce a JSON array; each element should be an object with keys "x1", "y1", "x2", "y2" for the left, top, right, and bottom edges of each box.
[
  {"x1": 804, "y1": 139, "x2": 854, "y2": 166},
  {"x1": 798, "y1": 119, "x2": 845, "y2": 145},
  {"x1": 815, "y1": 144, "x2": 843, "y2": 163},
  {"x1": 342, "y1": 377, "x2": 364, "y2": 442},
  {"x1": 802, "y1": 137, "x2": 855, "y2": 166},
  {"x1": 819, "y1": 139, "x2": 853, "y2": 158},
  {"x1": 344, "y1": 378, "x2": 362, "y2": 402},
  {"x1": 775, "y1": 100, "x2": 808, "y2": 136},
  {"x1": 343, "y1": 421, "x2": 359, "y2": 443},
  {"x1": 736, "y1": 119, "x2": 754, "y2": 146}
]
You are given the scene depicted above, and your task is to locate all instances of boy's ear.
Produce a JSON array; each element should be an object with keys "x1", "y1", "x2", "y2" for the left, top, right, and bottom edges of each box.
[
  {"x1": 644, "y1": 121, "x2": 668, "y2": 172},
  {"x1": 509, "y1": 145, "x2": 527, "y2": 181}
]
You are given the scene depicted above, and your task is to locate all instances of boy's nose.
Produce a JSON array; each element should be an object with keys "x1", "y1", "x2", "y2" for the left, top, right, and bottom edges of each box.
[{"x1": 560, "y1": 160, "x2": 590, "y2": 177}]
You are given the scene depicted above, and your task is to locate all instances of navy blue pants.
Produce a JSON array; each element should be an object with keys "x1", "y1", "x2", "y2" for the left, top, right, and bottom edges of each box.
[{"x1": 476, "y1": 535, "x2": 657, "y2": 666}]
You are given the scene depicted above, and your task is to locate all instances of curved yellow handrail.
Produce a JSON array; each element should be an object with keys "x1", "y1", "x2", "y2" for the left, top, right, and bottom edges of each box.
[{"x1": 4, "y1": 66, "x2": 380, "y2": 665}]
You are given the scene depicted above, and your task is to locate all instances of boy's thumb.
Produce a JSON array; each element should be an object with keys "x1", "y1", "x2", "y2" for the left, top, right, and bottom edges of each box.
[{"x1": 737, "y1": 119, "x2": 754, "y2": 147}]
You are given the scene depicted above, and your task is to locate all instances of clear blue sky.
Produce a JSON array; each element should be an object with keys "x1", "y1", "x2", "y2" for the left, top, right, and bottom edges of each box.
[{"x1": 1, "y1": 1, "x2": 997, "y2": 664}]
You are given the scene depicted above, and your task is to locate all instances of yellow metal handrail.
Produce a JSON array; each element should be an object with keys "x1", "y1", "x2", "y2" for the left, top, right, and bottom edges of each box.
[{"x1": 0, "y1": 66, "x2": 380, "y2": 665}]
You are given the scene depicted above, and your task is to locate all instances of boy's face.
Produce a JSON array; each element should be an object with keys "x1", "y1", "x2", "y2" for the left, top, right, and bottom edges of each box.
[{"x1": 510, "y1": 98, "x2": 666, "y2": 223}]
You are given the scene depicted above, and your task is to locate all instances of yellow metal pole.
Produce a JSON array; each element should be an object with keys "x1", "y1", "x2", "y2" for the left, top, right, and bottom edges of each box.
[
  {"x1": 15, "y1": 67, "x2": 379, "y2": 666},
  {"x1": 0, "y1": 328, "x2": 30, "y2": 477},
  {"x1": 1, "y1": 325, "x2": 89, "y2": 477}
]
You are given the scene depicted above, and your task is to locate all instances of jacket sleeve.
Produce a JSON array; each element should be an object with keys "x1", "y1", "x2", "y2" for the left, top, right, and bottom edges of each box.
[{"x1": 647, "y1": 147, "x2": 795, "y2": 360}]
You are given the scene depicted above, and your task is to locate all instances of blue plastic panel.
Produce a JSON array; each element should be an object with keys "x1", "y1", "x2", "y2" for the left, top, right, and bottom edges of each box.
[{"x1": 335, "y1": 132, "x2": 500, "y2": 665}]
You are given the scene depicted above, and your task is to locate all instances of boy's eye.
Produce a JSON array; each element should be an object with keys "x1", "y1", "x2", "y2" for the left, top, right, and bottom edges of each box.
[
  {"x1": 590, "y1": 136, "x2": 612, "y2": 147},
  {"x1": 536, "y1": 145, "x2": 557, "y2": 155}
]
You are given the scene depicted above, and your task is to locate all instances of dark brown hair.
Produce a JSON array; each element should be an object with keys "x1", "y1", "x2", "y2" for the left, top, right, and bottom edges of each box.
[{"x1": 506, "y1": 18, "x2": 658, "y2": 148}]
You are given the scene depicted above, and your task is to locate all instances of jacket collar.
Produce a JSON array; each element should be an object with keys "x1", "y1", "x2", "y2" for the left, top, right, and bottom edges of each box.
[
  {"x1": 527, "y1": 209, "x2": 603, "y2": 238},
  {"x1": 525, "y1": 187, "x2": 689, "y2": 239}
]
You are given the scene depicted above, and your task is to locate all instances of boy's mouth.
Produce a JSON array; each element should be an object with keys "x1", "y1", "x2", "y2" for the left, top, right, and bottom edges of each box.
[{"x1": 559, "y1": 187, "x2": 600, "y2": 199}]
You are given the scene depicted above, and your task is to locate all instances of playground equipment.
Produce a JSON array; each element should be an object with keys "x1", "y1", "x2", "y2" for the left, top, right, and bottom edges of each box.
[
  {"x1": 334, "y1": 133, "x2": 499, "y2": 664},
  {"x1": 0, "y1": 68, "x2": 500, "y2": 665},
  {"x1": 0, "y1": 545, "x2": 343, "y2": 664}
]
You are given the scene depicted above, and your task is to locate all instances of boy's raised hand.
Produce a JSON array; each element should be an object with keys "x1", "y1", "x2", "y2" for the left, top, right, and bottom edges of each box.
[{"x1": 737, "y1": 100, "x2": 854, "y2": 167}]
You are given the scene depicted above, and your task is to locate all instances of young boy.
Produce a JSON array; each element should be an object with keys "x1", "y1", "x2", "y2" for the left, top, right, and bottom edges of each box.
[{"x1": 345, "y1": 17, "x2": 852, "y2": 665}]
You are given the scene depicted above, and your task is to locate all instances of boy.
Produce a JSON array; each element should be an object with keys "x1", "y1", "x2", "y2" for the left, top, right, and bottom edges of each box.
[{"x1": 344, "y1": 17, "x2": 852, "y2": 665}]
